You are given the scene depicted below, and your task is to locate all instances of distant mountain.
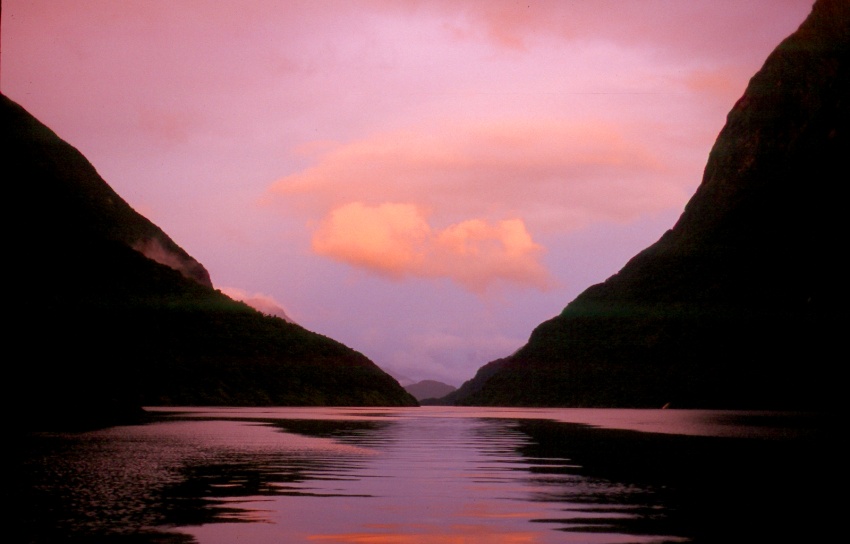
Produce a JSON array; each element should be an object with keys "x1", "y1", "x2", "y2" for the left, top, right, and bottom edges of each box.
[
  {"x1": 404, "y1": 380, "x2": 457, "y2": 402},
  {"x1": 4, "y1": 93, "x2": 417, "y2": 430},
  {"x1": 449, "y1": 0, "x2": 847, "y2": 410}
]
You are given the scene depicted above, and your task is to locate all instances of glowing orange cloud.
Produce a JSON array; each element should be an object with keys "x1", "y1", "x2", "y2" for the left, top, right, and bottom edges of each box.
[
  {"x1": 312, "y1": 203, "x2": 430, "y2": 276},
  {"x1": 311, "y1": 202, "x2": 554, "y2": 293}
]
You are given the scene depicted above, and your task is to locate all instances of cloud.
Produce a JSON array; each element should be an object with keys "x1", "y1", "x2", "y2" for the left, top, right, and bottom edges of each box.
[
  {"x1": 426, "y1": 0, "x2": 813, "y2": 60},
  {"x1": 133, "y1": 237, "x2": 209, "y2": 286},
  {"x1": 311, "y1": 202, "x2": 554, "y2": 293},
  {"x1": 219, "y1": 287, "x2": 295, "y2": 323},
  {"x1": 681, "y1": 66, "x2": 748, "y2": 104},
  {"x1": 379, "y1": 329, "x2": 529, "y2": 386},
  {"x1": 312, "y1": 202, "x2": 429, "y2": 276},
  {"x1": 267, "y1": 116, "x2": 685, "y2": 292},
  {"x1": 269, "y1": 117, "x2": 679, "y2": 233},
  {"x1": 137, "y1": 106, "x2": 197, "y2": 145}
]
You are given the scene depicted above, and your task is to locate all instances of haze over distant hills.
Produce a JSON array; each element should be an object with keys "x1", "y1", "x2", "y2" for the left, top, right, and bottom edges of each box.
[
  {"x1": 447, "y1": 0, "x2": 847, "y2": 410},
  {"x1": 404, "y1": 380, "x2": 457, "y2": 402},
  {"x1": 5, "y1": 93, "x2": 416, "y2": 430}
]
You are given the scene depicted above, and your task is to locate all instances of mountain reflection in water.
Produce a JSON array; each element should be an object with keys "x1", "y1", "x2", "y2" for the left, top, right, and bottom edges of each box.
[{"x1": 19, "y1": 407, "x2": 830, "y2": 543}]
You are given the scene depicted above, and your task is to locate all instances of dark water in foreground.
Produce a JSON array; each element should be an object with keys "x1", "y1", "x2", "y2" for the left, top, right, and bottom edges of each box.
[{"x1": 18, "y1": 407, "x2": 832, "y2": 543}]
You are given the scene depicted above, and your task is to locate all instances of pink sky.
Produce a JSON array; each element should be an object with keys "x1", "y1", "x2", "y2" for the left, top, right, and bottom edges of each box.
[{"x1": 2, "y1": 0, "x2": 815, "y2": 386}]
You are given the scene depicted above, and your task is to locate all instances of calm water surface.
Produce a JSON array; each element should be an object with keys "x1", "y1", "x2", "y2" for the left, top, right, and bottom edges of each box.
[{"x1": 19, "y1": 407, "x2": 830, "y2": 543}]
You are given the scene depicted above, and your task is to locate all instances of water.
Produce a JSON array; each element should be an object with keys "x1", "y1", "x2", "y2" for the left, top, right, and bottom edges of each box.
[{"x1": 18, "y1": 407, "x2": 831, "y2": 543}]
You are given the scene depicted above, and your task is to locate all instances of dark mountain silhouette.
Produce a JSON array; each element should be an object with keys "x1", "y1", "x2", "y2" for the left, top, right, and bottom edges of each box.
[
  {"x1": 4, "y1": 93, "x2": 416, "y2": 430},
  {"x1": 404, "y1": 380, "x2": 456, "y2": 402},
  {"x1": 438, "y1": 358, "x2": 509, "y2": 406},
  {"x1": 448, "y1": 0, "x2": 847, "y2": 410}
]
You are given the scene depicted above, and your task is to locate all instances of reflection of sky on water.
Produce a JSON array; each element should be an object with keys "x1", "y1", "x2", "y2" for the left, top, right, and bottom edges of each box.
[
  {"x1": 152, "y1": 405, "x2": 821, "y2": 438},
  {"x1": 22, "y1": 407, "x2": 826, "y2": 543},
  {"x1": 179, "y1": 410, "x2": 679, "y2": 543}
]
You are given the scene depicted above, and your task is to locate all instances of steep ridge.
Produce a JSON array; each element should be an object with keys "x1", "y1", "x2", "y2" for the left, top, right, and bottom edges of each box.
[
  {"x1": 4, "y1": 94, "x2": 213, "y2": 288},
  {"x1": 5, "y1": 94, "x2": 417, "y2": 430},
  {"x1": 450, "y1": 0, "x2": 847, "y2": 409}
]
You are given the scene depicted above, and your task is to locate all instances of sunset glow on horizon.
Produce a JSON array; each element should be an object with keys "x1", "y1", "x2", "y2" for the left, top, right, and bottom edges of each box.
[{"x1": 1, "y1": 0, "x2": 815, "y2": 386}]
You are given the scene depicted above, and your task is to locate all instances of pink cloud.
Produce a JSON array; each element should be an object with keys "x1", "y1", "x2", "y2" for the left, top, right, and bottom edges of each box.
[
  {"x1": 311, "y1": 202, "x2": 554, "y2": 293},
  {"x1": 219, "y1": 287, "x2": 295, "y2": 322},
  {"x1": 269, "y1": 118, "x2": 679, "y2": 233},
  {"x1": 423, "y1": 0, "x2": 813, "y2": 59},
  {"x1": 681, "y1": 66, "x2": 748, "y2": 104},
  {"x1": 136, "y1": 106, "x2": 197, "y2": 144}
]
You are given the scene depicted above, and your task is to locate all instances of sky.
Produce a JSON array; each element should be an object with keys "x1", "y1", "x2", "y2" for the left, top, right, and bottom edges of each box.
[{"x1": 1, "y1": 0, "x2": 815, "y2": 387}]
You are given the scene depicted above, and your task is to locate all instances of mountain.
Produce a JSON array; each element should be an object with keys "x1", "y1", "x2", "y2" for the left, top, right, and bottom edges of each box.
[
  {"x1": 4, "y1": 93, "x2": 417, "y2": 430},
  {"x1": 404, "y1": 380, "x2": 457, "y2": 402},
  {"x1": 448, "y1": 0, "x2": 847, "y2": 410},
  {"x1": 439, "y1": 358, "x2": 508, "y2": 406}
]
